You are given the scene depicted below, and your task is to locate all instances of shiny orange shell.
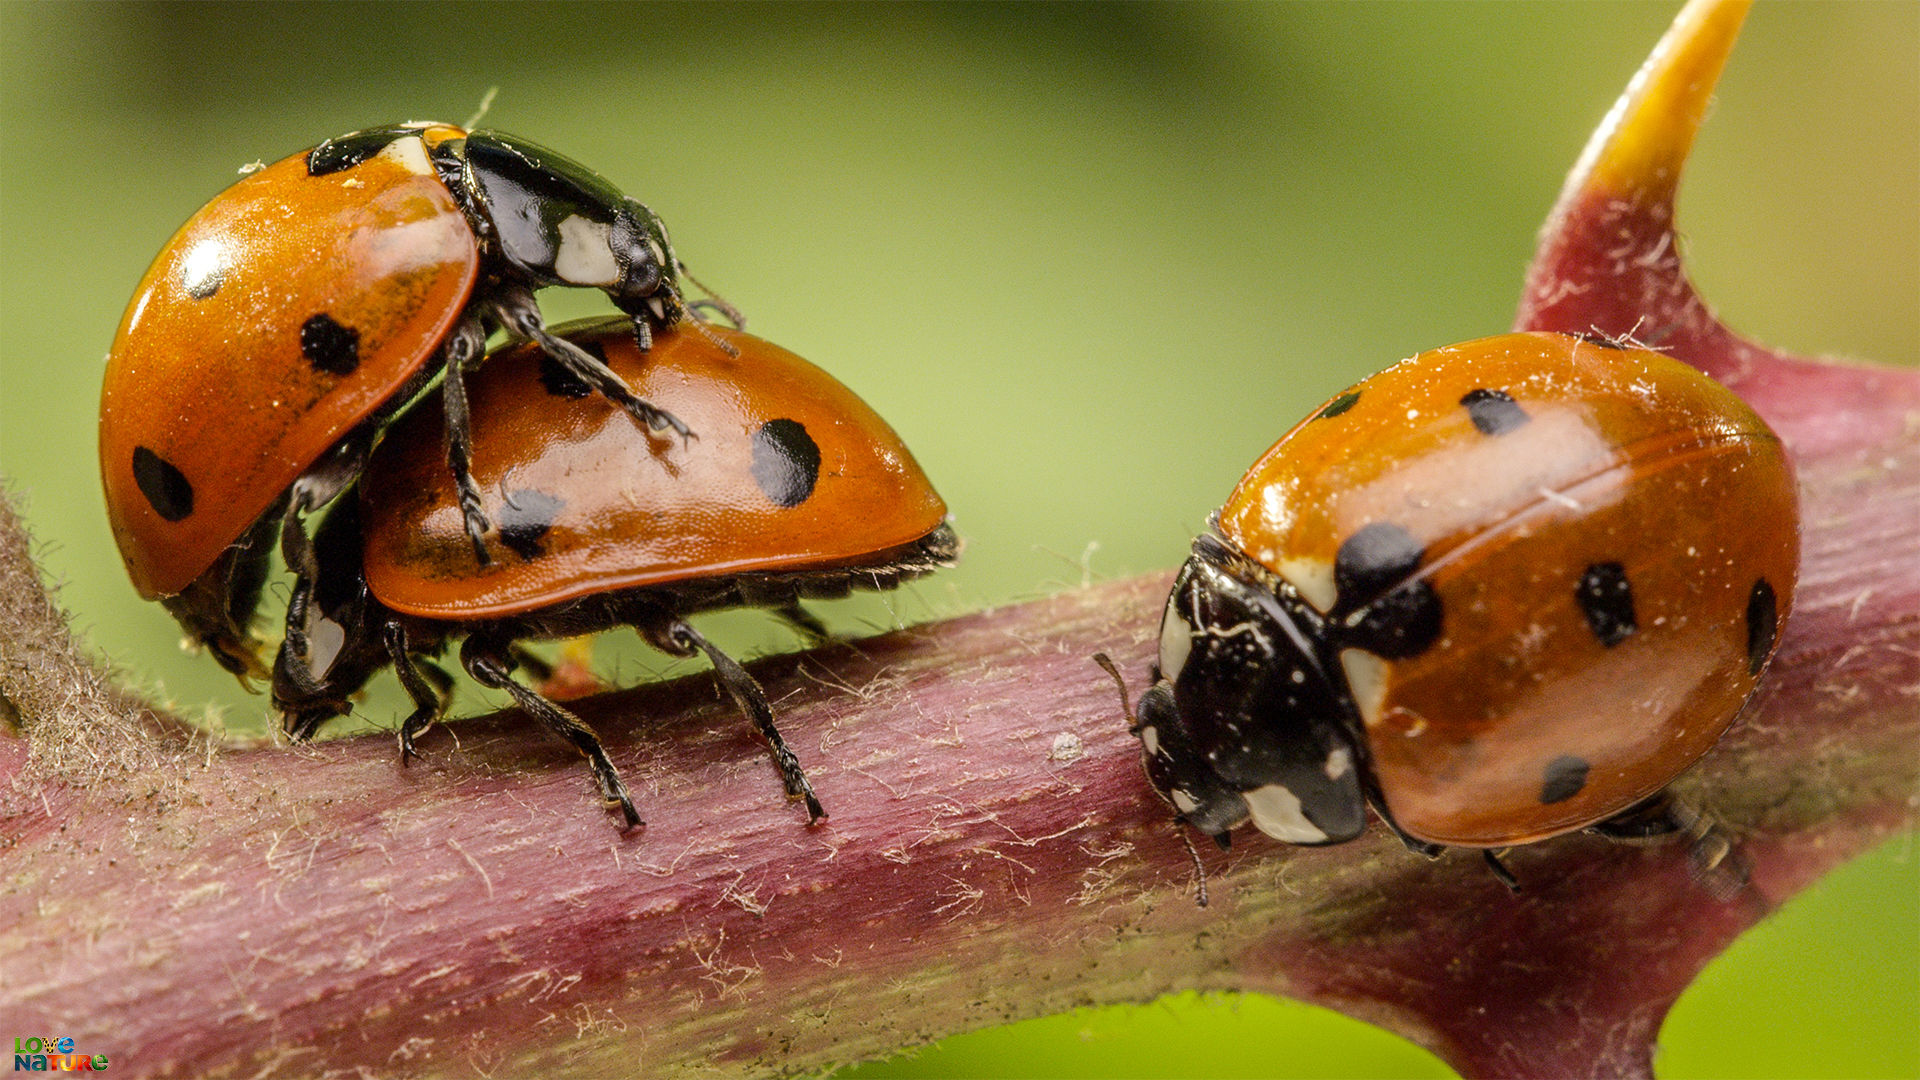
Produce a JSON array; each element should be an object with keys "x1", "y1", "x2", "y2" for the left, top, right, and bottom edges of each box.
[
  {"x1": 361, "y1": 320, "x2": 949, "y2": 619},
  {"x1": 1219, "y1": 332, "x2": 1798, "y2": 846},
  {"x1": 100, "y1": 123, "x2": 477, "y2": 598}
]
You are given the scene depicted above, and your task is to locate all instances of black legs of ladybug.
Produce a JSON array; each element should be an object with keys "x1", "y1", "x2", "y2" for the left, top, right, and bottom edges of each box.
[
  {"x1": 461, "y1": 636, "x2": 642, "y2": 829},
  {"x1": 1481, "y1": 849, "x2": 1521, "y2": 892},
  {"x1": 772, "y1": 603, "x2": 831, "y2": 647},
  {"x1": 437, "y1": 315, "x2": 492, "y2": 566},
  {"x1": 649, "y1": 617, "x2": 827, "y2": 823},
  {"x1": 489, "y1": 286, "x2": 693, "y2": 445},
  {"x1": 1092, "y1": 653, "x2": 1212, "y2": 906},
  {"x1": 282, "y1": 426, "x2": 377, "y2": 574},
  {"x1": 387, "y1": 622, "x2": 452, "y2": 765},
  {"x1": 1592, "y1": 790, "x2": 1749, "y2": 900},
  {"x1": 437, "y1": 291, "x2": 693, "y2": 567}
]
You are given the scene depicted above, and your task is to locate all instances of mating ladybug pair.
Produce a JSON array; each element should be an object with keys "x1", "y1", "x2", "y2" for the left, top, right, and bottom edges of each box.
[
  {"x1": 1108, "y1": 331, "x2": 1797, "y2": 883},
  {"x1": 101, "y1": 122, "x2": 722, "y2": 681},
  {"x1": 100, "y1": 123, "x2": 955, "y2": 826}
]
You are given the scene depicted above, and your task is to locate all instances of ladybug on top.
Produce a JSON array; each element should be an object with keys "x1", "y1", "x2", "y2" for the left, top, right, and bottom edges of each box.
[{"x1": 99, "y1": 122, "x2": 734, "y2": 680}]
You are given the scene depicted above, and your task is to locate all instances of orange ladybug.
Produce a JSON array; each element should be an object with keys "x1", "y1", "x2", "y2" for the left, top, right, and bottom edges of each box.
[
  {"x1": 100, "y1": 123, "x2": 731, "y2": 680},
  {"x1": 1126, "y1": 332, "x2": 1797, "y2": 877},
  {"x1": 273, "y1": 317, "x2": 957, "y2": 827}
]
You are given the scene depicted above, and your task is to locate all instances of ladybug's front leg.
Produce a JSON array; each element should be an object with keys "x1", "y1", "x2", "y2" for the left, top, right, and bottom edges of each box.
[
  {"x1": 489, "y1": 285, "x2": 694, "y2": 445},
  {"x1": 437, "y1": 314, "x2": 492, "y2": 565}
]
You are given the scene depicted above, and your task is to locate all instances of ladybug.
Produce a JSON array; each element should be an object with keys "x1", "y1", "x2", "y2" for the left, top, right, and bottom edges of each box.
[
  {"x1": 272, "y1": 317, "x2": 957, "y2": 826},
  {"x1": 100, "y1": 122, "x2": 732, "y2": 680},
  {"x1": 1120, "y1": 332, "x2": 1797, "y2": 877}
]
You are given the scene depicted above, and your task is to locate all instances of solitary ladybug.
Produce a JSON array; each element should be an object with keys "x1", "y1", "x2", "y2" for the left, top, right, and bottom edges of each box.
[
  {"x1": 273, "y1": 317, "x2": 958, "y2": 826},
  {"x1": 100, "y1": 122, "x2": 731, "y2": 680},
  {"x1": 1120, "y1": 332, "x2": 1797, "y2": 877}
]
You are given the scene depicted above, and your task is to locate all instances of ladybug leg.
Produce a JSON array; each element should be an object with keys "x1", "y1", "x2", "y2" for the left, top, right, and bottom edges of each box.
[
  {"x1": 460, "y1": 636, "x2": 641, "y2": 829},
  {"x1": 490, "y1": 286, "x2": 695, "y2": 446},
  {"x1": 773, "y1": 603, "x2": 831, "y2": 647},
  {"x1": 280, "y1": 424, "x2": 376, "y2": 586},
  {"x1": 505, "y1": 643, "x2": 555, "y2": 684},
  {"x1": 438, "y1": 314, "x2": 493, "y2": 566},
  {"x1": 1590, "y1": 790, "x2": 1749, "y2": 899},
  {"x1": 646, "y1": 615, "x2": 826, "y2": 824},
  {"x1": 1481, "y1": 849, "x2": 1521, "y2": 892},
  {"x1": 385, "y1": 622, "x2": 448, "y2": 765}
]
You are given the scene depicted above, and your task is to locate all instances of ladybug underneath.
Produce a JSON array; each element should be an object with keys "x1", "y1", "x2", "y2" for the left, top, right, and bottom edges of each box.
[
  {"x1": 100, "y1": 122, "x2": 735, "y2": 681},
  {"x1": 273, "y1": 317, "x2": 958, "y2": 826},
  {"x1": 1112, "y1": 332, "x2": 1797, "y2": 882}
]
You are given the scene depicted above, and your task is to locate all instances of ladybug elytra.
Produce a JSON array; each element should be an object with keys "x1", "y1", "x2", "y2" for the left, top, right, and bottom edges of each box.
[
  {"x1": 1122, "y1": 332, "x2": 1797, "y2": 873},
  {"x1": 273, "y1": 317, "x2": 958, "y2": 827},
  {"x1": 100, "y1": 122, "x2": 731, "y2": 680}
]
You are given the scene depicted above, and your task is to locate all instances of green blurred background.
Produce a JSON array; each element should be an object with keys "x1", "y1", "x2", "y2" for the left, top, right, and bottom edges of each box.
[{"x1": 1, "y1": 2, "x2": 1914, "y2": 1076}]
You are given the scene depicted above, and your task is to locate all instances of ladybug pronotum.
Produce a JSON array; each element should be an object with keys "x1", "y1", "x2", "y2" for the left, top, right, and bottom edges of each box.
[
  {"x1": 273, "y1": 317, "x2": 958, "y2": 827},
  {"x1": 100, "y1": 122, "x2": 733, "y2": 680},
  {"x1": 1124, "y1": 332, "x2": 1797, "y2": 876}
]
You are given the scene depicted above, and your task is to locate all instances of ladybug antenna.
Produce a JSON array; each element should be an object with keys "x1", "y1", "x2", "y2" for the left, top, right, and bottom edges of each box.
[
  {"x1": 1091, "y1": 652, "x2": 1134, "y2": 724},
  {"x1": 663, "y1": 283, "x2": 741, "y2": 361},
  {"x1": 677, "y1": 264, "x2": 745, "y2": 330},
  {"x1": 1095, "y1": 652, "x2": 1212, "y2": 907},
  {"x1": 1177, "y1": 821, "x2": 1211, "y2": 908}
]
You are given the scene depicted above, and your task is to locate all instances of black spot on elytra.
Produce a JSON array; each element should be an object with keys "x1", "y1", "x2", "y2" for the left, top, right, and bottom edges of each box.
[
  {"x1": 1332, "y1": 522, "x2": 1441, "y2": 658},
  {"x1": 751, "y1": 419, "x2": 820, "y2": 508},
  {"x1": 1335, "y1": 522, "x2": 1425, "y2": 604},
  {"x1": 536, "y1": 342, "x2": 604, "y2": 399},
  {"x1": 307, "y1": 126, "x2": 415, "y2": 176},
  {"x1": 1460, "y1": 388, "x2": 1530, "y2": 436},
  {"x1": 1576, "y1": 562, "x2": 1637, "y2": 647},
  {"x1": 301, "y1": 314, "x2": 360, "y2": 376},
  {"x1": 131, "y1": 446, "x2": 194, "y2": 522},
  {"x1": 1316, "y1": 390, "x2": 1361, "y2": 420},
  {"x1": 1339, "y1": 583, "x2": 1443, "y2": 659},
  {"x1": 1540, "y1": 755, "x2": 1590, "y2": 804},
  {"x1": 1746, "y1": 578, "x2": 1779, "y2": 676},
  {"x1": 497, "y1": 489, "x2": 565, "y2": 560}
]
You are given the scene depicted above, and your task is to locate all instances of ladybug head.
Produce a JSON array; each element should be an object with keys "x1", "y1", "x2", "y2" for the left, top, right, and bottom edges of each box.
[
  {"x1": 607, "y1": 199, "x2": 686, "y2": 320},
  {"x1": 271, "y1": 496, "x2": 387, "y2": 739},
  {"x1": 1137, "y1": 535, "x2": 1369, "y2": 846}
]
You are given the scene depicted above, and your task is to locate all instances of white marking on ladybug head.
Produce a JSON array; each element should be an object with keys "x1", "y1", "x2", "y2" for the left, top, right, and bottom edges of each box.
[
  {"x1": 1158, "y1": 592, "x2": 1194, "y2": 684},
  {"x1": 1276, "y1": 556, "x2": 1337, "y2": 613},
  {"x1": 1138, "y1": 724, "x2": 1161, "y2": 758},
  {"x1": 1324, "y1": 747, "x2": 1353, "y2": 780},
  {"x1": 553, "y1": 215, "x2": 619, "y2": 286},
  {"x1": 1339, "y1": 647, "x2": 1391, "y2": 727},
  {"x1": 1169, "y1": 788, "x2": 1200, "y2": 815},
  {"x1": 1244, "y1": 783, "x2": 1329, "y2": 844},
  {"x1": 307, "y1": 616, "x2": 346, "y2": 680},
  {"x1": 378, "y1": 134, "x2": 434, "y2": 176}
]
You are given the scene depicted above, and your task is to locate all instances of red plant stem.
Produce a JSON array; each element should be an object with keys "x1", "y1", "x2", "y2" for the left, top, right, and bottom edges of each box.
[{"x1": 0, "y1": 388, "x2": 1915, "y2": 1077}]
